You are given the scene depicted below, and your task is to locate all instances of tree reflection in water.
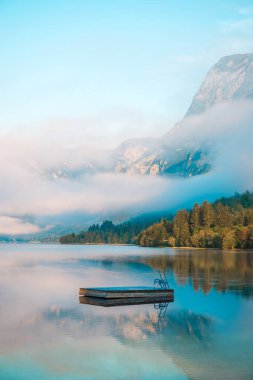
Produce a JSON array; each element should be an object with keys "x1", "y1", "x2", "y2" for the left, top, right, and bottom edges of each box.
[{"x1": 143, "y1": 249, "x2": 253, "y2": 296}]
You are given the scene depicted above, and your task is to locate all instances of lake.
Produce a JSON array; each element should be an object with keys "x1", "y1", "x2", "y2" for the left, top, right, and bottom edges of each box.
[{"x1": 0, "y1": 244, "x2": 253, "y2": 380}]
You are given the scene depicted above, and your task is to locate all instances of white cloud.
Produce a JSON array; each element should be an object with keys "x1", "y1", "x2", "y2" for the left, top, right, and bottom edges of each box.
[{"x1": 0, "y1": 216, "x2": 41, "y2": 235}]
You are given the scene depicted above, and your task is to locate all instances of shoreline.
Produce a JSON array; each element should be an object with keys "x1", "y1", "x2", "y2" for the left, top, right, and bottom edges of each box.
[
  {"x1": 1, "y1": 242, "x2": 252, "y2": 251},
  {"x1": 58, "y1": 243, "x2": 252, "y2": 251}
]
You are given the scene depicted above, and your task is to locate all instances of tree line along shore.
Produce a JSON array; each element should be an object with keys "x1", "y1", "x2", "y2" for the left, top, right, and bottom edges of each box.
[{"x1": 60, "y1": 191, "x2": 253, "y2": 249}]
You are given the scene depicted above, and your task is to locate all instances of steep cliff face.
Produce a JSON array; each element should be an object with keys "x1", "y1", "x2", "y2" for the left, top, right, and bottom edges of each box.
[
  {"x1": 114, "y1": 53, "x2": 253, "y2": 177},
  {"x1": 186, "y1": 53, "x2": 253, "y2": 117},
  {"x1": 113, "y1": 140, "x2": 211, "y2": 177},
  {"x1": 37, "y1": 54, "x2": 253, "y2": 181}
]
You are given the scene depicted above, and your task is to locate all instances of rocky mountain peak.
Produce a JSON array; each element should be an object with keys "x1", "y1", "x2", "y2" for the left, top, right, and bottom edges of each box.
[{"x1": 186, "y1": 53, "x2": 253, "y2": 117}]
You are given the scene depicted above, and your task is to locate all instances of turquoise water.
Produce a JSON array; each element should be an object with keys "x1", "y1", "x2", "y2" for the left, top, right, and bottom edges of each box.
[{"x1": 0, "y1": 245, "x2": 253, "y2": 379}]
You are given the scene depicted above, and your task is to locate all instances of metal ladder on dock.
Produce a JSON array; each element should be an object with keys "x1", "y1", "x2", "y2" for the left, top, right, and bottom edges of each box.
[{"x1": 154, "y1": 271, "x2": 170, "y2": 290}]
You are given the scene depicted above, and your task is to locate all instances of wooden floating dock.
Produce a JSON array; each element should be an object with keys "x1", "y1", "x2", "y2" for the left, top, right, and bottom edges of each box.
[
  {"x1": 79, "y1": 295, "x2": 173, "y2": 307},
  {"x1": 79, "y1": 286, "x2": 174, "y2": 300}
]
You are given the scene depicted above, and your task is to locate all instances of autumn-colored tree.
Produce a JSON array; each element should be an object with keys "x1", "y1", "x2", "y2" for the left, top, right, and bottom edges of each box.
[
  {"x1": 138, "y1": 220, "x2": 169, "y2": 247},
  {"x1": 215, "y1": 203, "x2": 232, "y2": 228},
  {"x1": 190, "y1": 203, "x2": 200, "y2": 234},
  {"x1": 200, "y1": 201, "x2": 213, "y2": 229},
  {"x1": 222, "y1": 229, "x2": 236, "y2": 249},
  {"x1": 173, "y1": 210, "x2": 190, "y2": 246}
]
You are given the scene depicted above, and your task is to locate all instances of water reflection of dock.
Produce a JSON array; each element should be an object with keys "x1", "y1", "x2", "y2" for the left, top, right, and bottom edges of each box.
[{"x1": 79, "y1": 295, "x2": 173, "y2": 307}]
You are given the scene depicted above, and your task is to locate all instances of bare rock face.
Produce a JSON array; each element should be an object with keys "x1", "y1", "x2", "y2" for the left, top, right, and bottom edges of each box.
[
  {"x1": 114, "y1": 53, "x2": 253, "y2": 177},
  {"x1": 40, "y1": 54, "x2": 253, "y2": 181},
  {"x1": 186, "y1": 53, "x2": 253, "y2": 117}
]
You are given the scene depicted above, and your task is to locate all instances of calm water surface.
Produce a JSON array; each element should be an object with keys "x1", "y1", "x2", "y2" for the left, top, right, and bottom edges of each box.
[{"x1": 0, "y1": 244, "x2": 253, "y2": 380}]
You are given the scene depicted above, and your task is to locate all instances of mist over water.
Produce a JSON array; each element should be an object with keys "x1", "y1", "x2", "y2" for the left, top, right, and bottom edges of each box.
[{"x1": 0, "y1": 245, "x2": 253, "y2": 379}]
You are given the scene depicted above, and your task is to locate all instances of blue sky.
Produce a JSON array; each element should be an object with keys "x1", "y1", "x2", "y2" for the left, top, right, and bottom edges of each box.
[{"x1": 1, "y1": 0, "x2": 253, "y2": 145}]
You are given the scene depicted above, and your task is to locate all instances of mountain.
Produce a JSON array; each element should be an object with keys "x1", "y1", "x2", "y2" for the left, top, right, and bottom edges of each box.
[
  {"x1": 40, "y1": 54, "x2": 253, "y2": 181},
  {"x1": 186, "y1": 53, "x2": 253, "y2": 117},
  {"x1": 112, "y1": 138, "x2": 159, "y2": 175},
  {"x1": 113, "y1": 53, "x2": 253, "y2": 177},
  {"x1": 34, "y1": 54, "x2": 253, "y2": 181},
  {"x1": 113, "y1": 139, "x2": 210, "y2": 177}
]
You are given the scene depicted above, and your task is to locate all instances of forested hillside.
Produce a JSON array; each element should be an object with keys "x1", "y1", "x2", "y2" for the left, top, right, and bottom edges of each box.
[
  {"x1": 138, "y1": 191, "x2": 253, "y2": 249},
  {"x1": 59, "y1": 213, "x2": 171, "y2": 244},
  {"x1": 60, "y1": 191, "x2": 253, "y2": 249}
]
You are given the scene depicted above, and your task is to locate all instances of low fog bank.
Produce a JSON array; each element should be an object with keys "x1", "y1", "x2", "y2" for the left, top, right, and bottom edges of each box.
[{"x1": 0, "y1": 100, "x2": 252, "y2": 235}]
